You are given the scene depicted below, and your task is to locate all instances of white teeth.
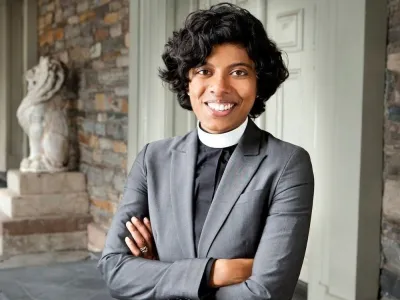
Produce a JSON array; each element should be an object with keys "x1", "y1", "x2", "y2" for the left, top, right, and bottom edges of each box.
[{"x1": 207, "y1": 103, "x2": 234, "y2": 111}]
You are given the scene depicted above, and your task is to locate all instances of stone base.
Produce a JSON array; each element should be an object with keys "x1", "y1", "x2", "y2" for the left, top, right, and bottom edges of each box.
[
  {"x1": 7, "y1": 169, "x2": 86, "y2": 195},
  {"x1": 0, "y1": 170, "x2": 91, "y2": 256},
  {"x1": 0, "y1": 250, "x2": 91, "y2": 269},
  {"x1": 0, "y1": 212, "x2": 92, "y2": 256},
  {"x1": 87, "y1": 222, "x2": 106, "y2": 252},
  {"x1": 1, "y1": 232, "x2": 88, "y2": 256},
  {"x1": 0, "y1": 189, "x2": 88, "y2": 218}
]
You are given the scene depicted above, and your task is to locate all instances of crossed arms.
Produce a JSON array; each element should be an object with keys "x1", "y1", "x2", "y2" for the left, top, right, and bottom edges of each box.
[{"x1": 97, "y1": 145, "x2": 314, "y2": 299}]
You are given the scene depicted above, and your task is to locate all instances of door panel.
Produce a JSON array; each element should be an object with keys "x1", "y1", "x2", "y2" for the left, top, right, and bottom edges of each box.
[{"x1": 266, "y1": 1, "x2": 316, "y2": 153}]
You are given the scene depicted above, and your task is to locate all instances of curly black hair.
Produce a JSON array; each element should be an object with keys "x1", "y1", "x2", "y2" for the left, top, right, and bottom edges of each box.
[{"x1": 159, "y1": 2, "x2": 289, "y2": 118}]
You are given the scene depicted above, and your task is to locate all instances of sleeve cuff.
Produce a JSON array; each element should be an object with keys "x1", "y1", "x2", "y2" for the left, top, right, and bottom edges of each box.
[{"x1": 198, "y1": 258, "x2": 217, "y2": 298}]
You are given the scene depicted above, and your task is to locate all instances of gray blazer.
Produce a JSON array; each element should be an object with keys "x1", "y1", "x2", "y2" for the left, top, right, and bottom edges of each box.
[{"x1": 98, "y1": 119, "x2": 314, "y2": 300}]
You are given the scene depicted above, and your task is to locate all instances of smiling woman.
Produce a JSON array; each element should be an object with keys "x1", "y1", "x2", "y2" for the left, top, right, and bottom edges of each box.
[
  {"x1": 159, "y1": 4, "x2": 289, "y2": 134},
  {"x1": 187, "y1": 44, "x2": 257, "y2": 133},
  {"x1": 98, "y1": 3, "x2": 314, "y2": 300}
]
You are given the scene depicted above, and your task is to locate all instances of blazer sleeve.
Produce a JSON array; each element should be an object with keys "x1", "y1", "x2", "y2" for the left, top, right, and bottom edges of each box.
[
  {"x1": 214, "y1": 147, "x2": 314, "y2": 300},
  {"x1": 97, "y1": 144, "x2": 211, "y2": 300}
]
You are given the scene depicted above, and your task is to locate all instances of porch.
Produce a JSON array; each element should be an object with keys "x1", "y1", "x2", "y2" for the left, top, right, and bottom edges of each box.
[{"x1": 0, "y1": 0, "x2": 395, "y2": 299}]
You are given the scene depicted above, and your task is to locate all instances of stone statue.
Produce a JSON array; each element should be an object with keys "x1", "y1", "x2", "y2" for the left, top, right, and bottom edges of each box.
[{"x1": 17, "y1": 56, "x2": 77, "y2": 173}]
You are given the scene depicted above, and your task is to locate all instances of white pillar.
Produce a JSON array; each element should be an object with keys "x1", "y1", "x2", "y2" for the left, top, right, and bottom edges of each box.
[{"x1": 308, "y1": 0, "x2": 387, "y2": 299}]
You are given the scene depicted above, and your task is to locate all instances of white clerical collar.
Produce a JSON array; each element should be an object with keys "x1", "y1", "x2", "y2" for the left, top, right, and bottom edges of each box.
[{"x1": 197, "y1": 117, "x2": 248, "y2": 148}]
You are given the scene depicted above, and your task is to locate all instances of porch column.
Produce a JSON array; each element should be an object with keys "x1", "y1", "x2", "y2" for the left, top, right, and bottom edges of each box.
[{"x1": 308, "y1": 0, "x2": 387, "y2": 299}]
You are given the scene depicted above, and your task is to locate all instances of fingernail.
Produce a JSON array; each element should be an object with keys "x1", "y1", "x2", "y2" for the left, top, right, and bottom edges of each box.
[
  {"x1": 144, "y1": 217, "x2": 149, "y2": 223},
  {"x1": 131, "y1": 217, "x2": 138, "y2": 223},
  {"x1": 126, "y1": 221, "x2": 131, "y2": 227}
]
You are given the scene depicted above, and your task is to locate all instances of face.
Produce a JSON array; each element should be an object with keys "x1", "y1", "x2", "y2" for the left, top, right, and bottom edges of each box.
[{"x1": 188, "y1": 43, "x2": 257, "y2": 134}]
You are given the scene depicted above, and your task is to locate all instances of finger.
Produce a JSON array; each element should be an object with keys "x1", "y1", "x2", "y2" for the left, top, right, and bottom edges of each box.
[
  {"x1": 131, "y1": 217, "x2": 153, "y2": 251},
  {"x1": 126, "y1": 221, "x2": 155, "y2": 259},
  {"x1": 129, "y1": 219, "x2": 156, "y2": 259},
  {"x1": 143, "y1": 218, "x2": 157, "y2": 256},
  {"x1": 126, "y1": 221, "x2": 146, "y2": 249},
  {"x1": 125, "y1": 236, "x2": 141, "y2": 257},
  {"x1": 143, "y1": 217, "x2": 152, "y2": 235}
]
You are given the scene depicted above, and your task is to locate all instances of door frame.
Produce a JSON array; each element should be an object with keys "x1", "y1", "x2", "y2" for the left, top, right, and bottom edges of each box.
[
  {"x1": 128, "y1": 0, "x2": 198, "y2": 169},
  {"x1": 0, "y1": 0, "x2": 11, "y2": 172},
  {"x1": 0, "y1": 0, "x2": 37, "y2": 172},
  {"x1": 128, "y1": 1, "x2": 387, "y2": 299}
]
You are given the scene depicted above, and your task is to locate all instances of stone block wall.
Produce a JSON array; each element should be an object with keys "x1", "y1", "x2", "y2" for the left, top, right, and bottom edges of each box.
[
  {"x1": 382, "y1": 0, "x2": 400, "y2": 299},
  {"x1": 37, "y1": 0, "x2": 129, "y2": 231}
]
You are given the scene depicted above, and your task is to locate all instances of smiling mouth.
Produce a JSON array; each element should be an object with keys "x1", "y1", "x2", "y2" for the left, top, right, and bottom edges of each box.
[{"x1": 205, "y1": 102, "x2": 236, "y2": 112}]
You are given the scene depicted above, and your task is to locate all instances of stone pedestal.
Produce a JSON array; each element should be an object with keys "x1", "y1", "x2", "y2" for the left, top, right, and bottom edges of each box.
[
  {"x1": 0, "y1": 170, "x2": 92, "y2": 256},
  {"x1": 87, "y1": 222, "x2": 106, "y2": 253}
]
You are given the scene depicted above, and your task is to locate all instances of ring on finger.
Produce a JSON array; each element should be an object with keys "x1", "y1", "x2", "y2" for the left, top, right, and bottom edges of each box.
[{"x1": 140, "y1": 246, "x2": 148, "y2": 253}]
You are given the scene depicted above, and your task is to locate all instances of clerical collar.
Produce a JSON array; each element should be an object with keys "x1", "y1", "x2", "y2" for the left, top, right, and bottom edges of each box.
[{"x1": 197, "y1": 118, "x2": 248, "y2": 148}]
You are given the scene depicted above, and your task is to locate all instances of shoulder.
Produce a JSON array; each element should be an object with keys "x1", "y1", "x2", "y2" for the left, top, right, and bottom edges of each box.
[
  {"x1": 264, "y1": 132, "x2": 314, "y2": 186},
  {"x1": 259, "y1": 129, "x2": 313, "y2": 178},
  {"x1": 263, "y1": 131, "x2": 310, "y2": 160},
  {"x1": 138, "y1": 130, "x2": 194, "y2": 159}
]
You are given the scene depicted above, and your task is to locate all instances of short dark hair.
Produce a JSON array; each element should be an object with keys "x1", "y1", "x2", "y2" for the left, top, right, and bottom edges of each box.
[{"x1": 159, "y1": 2, "x2": 289, "y2": 118}]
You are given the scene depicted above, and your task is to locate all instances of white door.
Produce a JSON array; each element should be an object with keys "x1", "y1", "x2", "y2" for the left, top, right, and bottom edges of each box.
[{"x1": 264, "y1": 0, "x2": 317, "y2": 284}]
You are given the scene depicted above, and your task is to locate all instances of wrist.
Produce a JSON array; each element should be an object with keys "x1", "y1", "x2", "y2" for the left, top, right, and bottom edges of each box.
[{"x1": 209, "y1": 259, "x2": 228, "y2": 288}]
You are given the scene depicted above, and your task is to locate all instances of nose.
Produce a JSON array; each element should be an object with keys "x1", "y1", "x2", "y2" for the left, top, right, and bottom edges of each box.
[{"x1": 209, "y1": 73, "x2": 230, "y2": 97}]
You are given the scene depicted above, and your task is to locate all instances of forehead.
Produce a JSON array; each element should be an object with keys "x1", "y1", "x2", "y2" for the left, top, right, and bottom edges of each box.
[{"x1": 206, "y1": 44, "x2": 253, "y2": 65}]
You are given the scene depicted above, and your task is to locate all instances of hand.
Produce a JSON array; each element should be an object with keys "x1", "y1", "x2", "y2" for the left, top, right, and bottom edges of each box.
[
  {"x1": 125, "y1": 217, "x2": 158, "y2": 260},
  {"x1": 209, "y1": 258, "x2": 253, "y2": 287}
]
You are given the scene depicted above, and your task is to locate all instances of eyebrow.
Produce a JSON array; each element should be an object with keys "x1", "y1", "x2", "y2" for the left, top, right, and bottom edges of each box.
[
  {"x1": 198, "y1": 62, "x2": 255, "y2": 69},
  {"x1": 228, "y1": 62, "x2": 254, "y2": 69}
]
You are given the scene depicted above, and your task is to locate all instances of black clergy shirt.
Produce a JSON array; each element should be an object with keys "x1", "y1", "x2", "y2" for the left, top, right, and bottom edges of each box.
[{"x1": 194, "y1": 139, "x2": 237, "y2": 297}]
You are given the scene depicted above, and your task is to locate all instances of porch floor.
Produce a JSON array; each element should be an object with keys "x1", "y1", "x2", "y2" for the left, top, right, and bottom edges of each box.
[
  {"x1": 0, "y1": 254, "x2": 306, "y2": 300},
  {"x1": 0, "y1": 257, "x2": 112, "y2": 300}
]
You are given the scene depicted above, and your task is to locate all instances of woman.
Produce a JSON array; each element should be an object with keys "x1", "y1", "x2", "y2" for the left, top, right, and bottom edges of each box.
[{"x1": 98, "y1": 3, "x2": 314, "y2": 300}]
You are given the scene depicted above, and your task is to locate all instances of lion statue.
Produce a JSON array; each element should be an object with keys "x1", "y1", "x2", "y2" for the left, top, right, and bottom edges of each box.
[{"x1": 17, "y1": 56, "x2": 77, "y2": 173}]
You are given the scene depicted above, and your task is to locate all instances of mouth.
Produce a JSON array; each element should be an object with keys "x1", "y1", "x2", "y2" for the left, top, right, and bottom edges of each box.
[{"x1": 204, "y1": 102, "x2": 237, "y2": 117}]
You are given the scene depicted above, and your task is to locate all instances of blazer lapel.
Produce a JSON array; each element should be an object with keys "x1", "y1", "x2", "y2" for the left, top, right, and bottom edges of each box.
[
  {"x1": 197, "y1": 120, "x2": 268, "y2": 257},
  {"x1": 170, "y1": 130, "x2": 198, "y2": 258}
]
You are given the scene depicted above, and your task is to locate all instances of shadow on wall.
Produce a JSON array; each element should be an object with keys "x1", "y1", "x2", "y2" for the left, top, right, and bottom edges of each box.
[{"x1": 62, "y1": 63, "x2": 81, "y2": 171}]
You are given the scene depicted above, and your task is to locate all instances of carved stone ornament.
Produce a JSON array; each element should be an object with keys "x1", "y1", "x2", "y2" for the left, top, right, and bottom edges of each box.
[{"x1": 17, "y1": 56, "x2": 77, "y2": 173}]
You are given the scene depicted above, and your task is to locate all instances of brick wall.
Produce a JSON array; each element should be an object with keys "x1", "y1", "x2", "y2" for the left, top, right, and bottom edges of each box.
[
  {"x1": 382, "y1": 0, "x2": 400, "y2": 299},
  {"x1": 37, "y1": 0, "x2": 129, "y2": 232}
]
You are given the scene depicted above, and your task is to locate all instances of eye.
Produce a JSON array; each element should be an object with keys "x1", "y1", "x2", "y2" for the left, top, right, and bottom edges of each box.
[
  {"x1": 196, "y1": 69, "x2": 211, "y2": 76},
  {"x1": 231, "y1": 70, "x2": 248, "y2": 76}
]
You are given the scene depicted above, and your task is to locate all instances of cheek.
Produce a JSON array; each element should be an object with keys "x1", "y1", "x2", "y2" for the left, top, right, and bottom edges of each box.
[
  {"x1": 188, "y1": 79, "x2": 206, "y2": 99},
  {"x1": 237, "y1": 83, "x2": 257, "y2": 105}
]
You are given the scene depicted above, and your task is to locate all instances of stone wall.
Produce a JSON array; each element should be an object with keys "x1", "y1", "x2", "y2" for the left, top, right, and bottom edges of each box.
[
  {"x1": 37, "y1": 0, "x2": 129, "y2": 232},
  {"x1": 382, "y1": 0, "x2": 400, "y2": 299}
]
